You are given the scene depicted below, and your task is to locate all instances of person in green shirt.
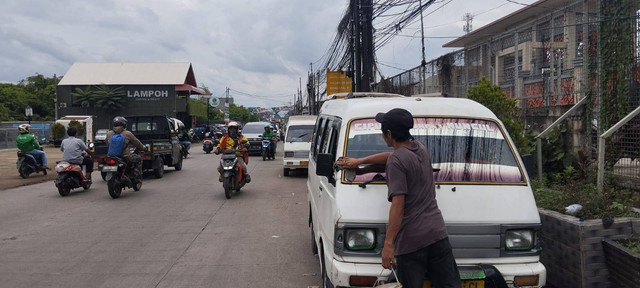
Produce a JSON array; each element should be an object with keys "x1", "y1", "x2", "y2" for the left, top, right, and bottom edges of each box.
[
  {"x1": 262, "y1": 125, "x2": 277, "y2": 154},
  {"x1": 16, "y1": 124, "x2": 50, "y2": 169}
]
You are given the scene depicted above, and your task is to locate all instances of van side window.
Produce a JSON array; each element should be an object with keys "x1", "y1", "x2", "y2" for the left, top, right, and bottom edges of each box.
[
  {"x1": 328, "y1": 119, "x2": 341, "y2": 159},
  {"x1": 320, "y1": 119, "x2": 333, "y2": 155},
  {"x1": 312, "y1": 117, "x2": 326, "y2": 161}
]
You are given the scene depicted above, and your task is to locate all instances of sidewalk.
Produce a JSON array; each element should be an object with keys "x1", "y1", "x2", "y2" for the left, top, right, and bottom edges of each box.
[{"x1": 0, "y1": 146, "x2": 63, "y2": 190}]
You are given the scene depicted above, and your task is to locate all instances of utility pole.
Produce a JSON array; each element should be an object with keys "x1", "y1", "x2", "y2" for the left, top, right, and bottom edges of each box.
[
  {"x1": 420, "y1": 0, "x2": 427, "y2": 94},
  {"x1": 361, "y1": 0, "x2": 373, "y2": 92}
]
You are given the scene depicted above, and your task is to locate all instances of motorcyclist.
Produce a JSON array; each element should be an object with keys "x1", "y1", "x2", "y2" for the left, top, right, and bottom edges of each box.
[
  {"x1": 106, "y1": 116, "x2": 146, "y2": 177},
  {"x1": 177, "y1": 126, "x2": 191, "y2": 154},
  {"x1": 16, "y1": 124, "x2": 50, "y2": 169},
  {"x1": 60, "y1": 126, "x2": 93, "y2": 181},
  {"x1": 214, "y1": 121, "x2": 250, "y2": 183},
  {"x1": 261, "y1": 125, "x2": 277, "y2": 154}
]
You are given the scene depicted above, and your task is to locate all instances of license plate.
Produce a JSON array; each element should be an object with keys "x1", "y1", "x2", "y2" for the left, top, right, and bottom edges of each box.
[
  {"x1": 300, "y1": 161, "x2": 308, "y2": 166},
  {"x1": 102, "y1": 166, "x2": 118, "y2": 172},
  {"x1": 424, "y1": 280, "x2": 483, "y2": 288}
]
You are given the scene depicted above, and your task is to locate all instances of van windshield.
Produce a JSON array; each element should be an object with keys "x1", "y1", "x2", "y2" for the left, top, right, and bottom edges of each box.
[
  {"x1": 243, "y1": 124, "x2": 267, "y2": 134},
  {"x1": 345, "y1": 117, "x2": 524, "y2": 184},
  {"x1": 286, "y1": 125, "x2": 314, "y2": 142}
]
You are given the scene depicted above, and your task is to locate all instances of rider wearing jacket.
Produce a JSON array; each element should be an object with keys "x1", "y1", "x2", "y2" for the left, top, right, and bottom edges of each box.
[
  {"x1": 261, "y1": 125, "x2": 277, "y2": 153},
  {"x1": 16, "y1": 124, "x2": 50, "y2": 169},
  {"x1": 106, "y1": 116, "x2": 146, "y2": 176},
  {"x1": 214, "y1": 121, "x2": 250, "y2": 183}
]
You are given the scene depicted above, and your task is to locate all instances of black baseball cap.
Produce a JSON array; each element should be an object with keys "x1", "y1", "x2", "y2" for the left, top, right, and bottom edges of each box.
[{"x1": 375, "y1": 108, "x2": 414, "y2": 131}]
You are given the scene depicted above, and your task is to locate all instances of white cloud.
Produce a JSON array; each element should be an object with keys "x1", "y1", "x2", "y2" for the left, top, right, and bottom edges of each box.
[{"x1": 0, "y1": 0, "x2": 534, "y2": 106}]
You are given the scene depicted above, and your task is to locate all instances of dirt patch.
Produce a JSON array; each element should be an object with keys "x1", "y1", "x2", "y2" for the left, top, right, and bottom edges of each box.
[{"x1": 0, "y1": 146, "x2": 62, "y2": 190}]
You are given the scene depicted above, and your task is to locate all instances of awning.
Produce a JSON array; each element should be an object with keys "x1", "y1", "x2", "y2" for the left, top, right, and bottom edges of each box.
[{"x1": 176, "y1": 84, "x2": 206, "y2": 95}]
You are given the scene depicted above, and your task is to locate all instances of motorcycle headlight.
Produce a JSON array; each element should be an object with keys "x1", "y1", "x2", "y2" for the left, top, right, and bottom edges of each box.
[
  {"x1": 505, "y1": 229, "x2": 534, "y2": 250},
  {"x1": 345, "y1": 229, "x2": 376, "y2": 251}
]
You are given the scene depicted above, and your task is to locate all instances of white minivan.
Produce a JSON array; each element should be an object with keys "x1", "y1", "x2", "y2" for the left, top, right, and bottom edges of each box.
[
  {"x1": 282, "y1": 115, "x2": 317, "y2": 176},
  {"x1": 307, "y1": 93, "x2": 545, "y2": 288}
]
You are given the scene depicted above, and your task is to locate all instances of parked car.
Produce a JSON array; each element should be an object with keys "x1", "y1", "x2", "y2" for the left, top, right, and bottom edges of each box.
[
  {"x1": 307, "y1": 92, "x2": 546, "y2": 287},
  {"x1": 94, "y1": 129, "x2": 109, "y2": 142},
  {"x1": 282, "y1": 116, "x2": 316, "y2": 176}
]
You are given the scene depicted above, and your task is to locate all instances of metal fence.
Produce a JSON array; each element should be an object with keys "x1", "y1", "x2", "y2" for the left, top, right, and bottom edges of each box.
[
  {"x1": 0, "y1": 122, "x2": 52, "y2": 150},
  {"x1": 376, "y1": 0, "x2": 640, "y2": 190}
]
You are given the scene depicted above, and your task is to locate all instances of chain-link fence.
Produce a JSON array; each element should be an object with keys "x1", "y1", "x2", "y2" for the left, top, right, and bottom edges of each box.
[{"x1": 377, "y1": 0, "x2": 640, "y2": 190}]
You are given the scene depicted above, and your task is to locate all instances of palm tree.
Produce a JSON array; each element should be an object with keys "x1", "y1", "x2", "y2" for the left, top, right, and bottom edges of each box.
[
  {"x1": 94, "y1": 84, "x2": 125, "y2": 114},
  {"x1": 71, "y1": 86, "x2": 94, "y2": 107}
]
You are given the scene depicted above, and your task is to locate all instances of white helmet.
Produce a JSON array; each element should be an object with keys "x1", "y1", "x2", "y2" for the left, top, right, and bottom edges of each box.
[
  {"x1": 228, "y1": 121, "x2": 240, "y2": 129},
  {"x1": 18, "y1": 124, "x2": 31, "y2": 134}
]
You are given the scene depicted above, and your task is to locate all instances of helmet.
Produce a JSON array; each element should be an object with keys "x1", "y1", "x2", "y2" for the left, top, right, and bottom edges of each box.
[
  {"x1": 113, "y1": 116, "x2": 128, "y2": 127},
  {"x1": 228, "y1": 121, "x2": 240, "y2": 129},
  {"x1": 18, "y1": 124, "x2": 30, "y2": 134},
  {"x1": 264, "y1": 125, "x2": 271, "y2": 129}
]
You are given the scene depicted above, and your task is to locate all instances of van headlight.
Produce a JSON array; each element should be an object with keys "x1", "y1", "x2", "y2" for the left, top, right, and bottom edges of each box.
[
  {"x1": 345, "y1": 229, "x2": 376, "y2": 250},
  {"x1": 284, "y1": 151, "x2": 294, "y2": 157},
  {"x1": 505, "y1": 229, "x2": 534, "y2": 250}
]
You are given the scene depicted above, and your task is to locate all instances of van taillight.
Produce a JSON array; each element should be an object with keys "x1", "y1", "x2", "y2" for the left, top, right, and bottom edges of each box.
[{"x1": 106, "y1": 158, "x2": 116, "y2": 165}]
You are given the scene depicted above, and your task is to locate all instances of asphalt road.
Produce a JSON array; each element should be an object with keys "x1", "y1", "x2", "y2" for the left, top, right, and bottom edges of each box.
[{"x1": 0, "y1": 145, "x2": 321, "y2": 288}]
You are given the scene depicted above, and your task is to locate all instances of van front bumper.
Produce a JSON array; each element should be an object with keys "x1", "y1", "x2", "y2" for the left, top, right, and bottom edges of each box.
[
  {"x1": 283, "y1": 158, "x2": 309, "y2": 169},
  {"x1": 328, "y1": 258, "x2": 546, "y2": 288}
]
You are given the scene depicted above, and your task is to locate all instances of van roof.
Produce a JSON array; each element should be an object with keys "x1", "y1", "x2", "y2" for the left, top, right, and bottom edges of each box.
[
  {"x1": 320, "y1": 96, "x2": 498, "y2": 120},
  {"x1": 287, "y1": 115, "x2": 317, "y2": 122}
]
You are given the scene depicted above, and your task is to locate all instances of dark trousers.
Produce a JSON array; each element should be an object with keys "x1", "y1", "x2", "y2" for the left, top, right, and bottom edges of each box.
[
  {"x1": 82, "y1": 157, "x2": 94, "y2": 172},
  {"x1": 396, "y1": 237, "x2": 461, "y2": 288}
]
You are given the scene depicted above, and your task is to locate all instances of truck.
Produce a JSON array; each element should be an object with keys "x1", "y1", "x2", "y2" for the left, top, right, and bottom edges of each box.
[{"x1": 95, "y1": 115, "x2": 183, "y2": 179}]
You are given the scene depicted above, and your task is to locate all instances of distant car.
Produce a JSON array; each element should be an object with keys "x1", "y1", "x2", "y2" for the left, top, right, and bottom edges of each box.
[
  {"x1": 242, "y1": 121, "x2": 273, "y2": 155},
  {"x1": 94, "y1": 129, "x2": 109, "y2": 142}
]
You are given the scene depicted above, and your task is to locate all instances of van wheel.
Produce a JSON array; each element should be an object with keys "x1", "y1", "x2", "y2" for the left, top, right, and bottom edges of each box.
[
  {"x1": 320, "y1": 242, "x2": 332, "y2": 288},
  {"x1": 283, "y1": 168, "x2": 290, "y2": 177},
  {"x1": 174, "y1": 156, "x2": 183, "y2": 171},
  {"x1": 154, "y1": 157, "x2": 164, "y2": 178}
]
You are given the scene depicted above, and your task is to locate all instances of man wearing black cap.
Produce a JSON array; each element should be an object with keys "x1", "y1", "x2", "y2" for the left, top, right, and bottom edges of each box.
[{"x1": 337, "y1": 108, "x2": 460, "y2": 288}]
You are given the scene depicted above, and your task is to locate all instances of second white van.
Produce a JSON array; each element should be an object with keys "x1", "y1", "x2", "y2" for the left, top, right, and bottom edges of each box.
[
  {"x1": 283, "y1": 115, "x2": 317, "y2": 176},
  {"x1": 307, "y1": 93, "x2": 545, "y2": 288}
]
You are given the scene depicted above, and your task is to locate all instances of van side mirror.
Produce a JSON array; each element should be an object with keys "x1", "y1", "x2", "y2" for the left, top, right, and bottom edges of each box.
[{"x1": 316, "y1": 153, "x2": 335, "y2": 178}]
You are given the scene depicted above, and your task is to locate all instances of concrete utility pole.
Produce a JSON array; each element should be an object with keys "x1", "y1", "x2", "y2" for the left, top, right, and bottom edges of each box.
[
  {"x1": 361, "y1": 0, "x2": 374, "y2": 92},
  {"x1": 463, "y1": 13, "x2": 473, "y2": 33}
]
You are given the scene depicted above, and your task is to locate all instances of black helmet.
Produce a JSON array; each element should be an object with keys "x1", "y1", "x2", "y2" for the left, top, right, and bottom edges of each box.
[{"x1": 113, "y1": 116, "x2": 127, "y2": 127}]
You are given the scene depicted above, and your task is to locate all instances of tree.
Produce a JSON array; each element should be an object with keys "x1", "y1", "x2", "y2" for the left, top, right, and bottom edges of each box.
[
  {"x1": 230, "y1": 104, "x2": 259, "y2": 123},
  {"x1": 467, "y1": 76, "x2": 529, "y2": 153},
  {"x1": 68, "y1": 120, "x2": 85, "y2": 138},
  {"x1": 71, "y1": 86, "x2": 94, "y2": 107},
  {"x1": 93, "y1": 84, "x2": 125, "y2": 113},
  {"x1": 51, "y1": 123, "x2": 66, "y2": 142}
]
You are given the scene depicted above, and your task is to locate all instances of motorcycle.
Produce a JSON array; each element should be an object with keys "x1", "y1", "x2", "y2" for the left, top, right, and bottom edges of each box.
[
  {"x1": 219, "y1": 148, "x2": 248, "y2": 199},
  {"x1": 16, "y1": 148, "x2": 47, "y2": 178},
  {"x1": 261, "y1": 137, "x2": 275, "y2": 161},
  {"x1": 102, "y1": 150, "x2": 143, "y2": 199},
  {"x1": 54, "y1": 156, "x2": 92, "y2": 196},
  {"x1": 180, "y1": 142, "x2": 189, "y2": 159},
  {"x1": 203, "y1": 138, "x2": 214, "y2": 154}
]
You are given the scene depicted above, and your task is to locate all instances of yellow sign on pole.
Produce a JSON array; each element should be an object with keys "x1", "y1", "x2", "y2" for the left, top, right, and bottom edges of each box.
[{"x1": 326, "y1": 71, "x2": 352, "y2": 95}]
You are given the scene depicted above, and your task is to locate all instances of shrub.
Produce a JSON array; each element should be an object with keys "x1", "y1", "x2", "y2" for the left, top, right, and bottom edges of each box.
[{"x1": 51, "y1": 123, "x2": 66, "y2": 141}]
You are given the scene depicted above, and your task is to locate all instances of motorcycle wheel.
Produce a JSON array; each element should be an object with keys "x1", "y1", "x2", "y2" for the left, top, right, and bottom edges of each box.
[
  {"x1": 83, "y1": 180, "x2": 92, "y2": 190},
  {"x1": 19, "y1": 167, "x2": 28, "y2": 179},
  {"x1": 206, "y1": 150, "x2": 211, "y2": 154},
  {"x1": 101, "y1": 172, "x2": 107, "y2": 181},
  {"x1": 223, "y1": 178, "x2": 232, "y2": 199},
  {"x1": 107, "y1": 179, "x2": 122, "y2": 199},
  {"x1": 132, "y1": 179, "x2": 142, "y2": 191},
  {"x1": 58, "y1": 185, "x2": 71, "y2": 197}
]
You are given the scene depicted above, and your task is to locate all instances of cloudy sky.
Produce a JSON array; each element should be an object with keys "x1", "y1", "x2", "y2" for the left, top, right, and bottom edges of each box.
[{"x1": 0, "y1": 0, "x2": 536, "y2": 107}]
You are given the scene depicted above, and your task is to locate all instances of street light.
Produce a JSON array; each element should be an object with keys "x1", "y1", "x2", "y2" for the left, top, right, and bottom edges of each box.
[{"x1": 25, "y1": 106, "x2": 33, "y2": 124}]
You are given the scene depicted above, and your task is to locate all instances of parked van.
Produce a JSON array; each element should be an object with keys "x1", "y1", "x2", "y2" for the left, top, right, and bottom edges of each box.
[
  {"x1": 308, "y1": 93, "x2": 545, "y2": 287},
  {"x1": 282, "y1": 115, "x2": 317, "y2": 176}
]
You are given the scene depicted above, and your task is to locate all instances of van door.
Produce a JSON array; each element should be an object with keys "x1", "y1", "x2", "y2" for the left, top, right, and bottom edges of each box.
[
  {"x1": 309, "y1": 117, "x2": 327, "y2": 228},
  {"x1": 317, "y1": 117, "x2": 341, "y2": 257}
]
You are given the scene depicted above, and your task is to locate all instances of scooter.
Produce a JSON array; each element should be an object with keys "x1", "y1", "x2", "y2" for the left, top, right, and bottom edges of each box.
[
  {"x1": 102, "y1": 151, "x2": 143, "y2": 199},
  {"x1": 54, "y1": 155, "x2": 92, "y2": 197},
  {"x1": 180, "y1": 142, "x2": 190, "y2": 159},
  {"x1": 261, "y1": 137, "x2": 275, "y2": 161},
  {"x1": 16, "y1": 148, "x2": 47, "y2": 178},
  {"x1": 203, "y1": 138, "x2": 214, "y2": 154},
  {"x1": 219, "y1": 148, "x2": 248, "y2": 199}
]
